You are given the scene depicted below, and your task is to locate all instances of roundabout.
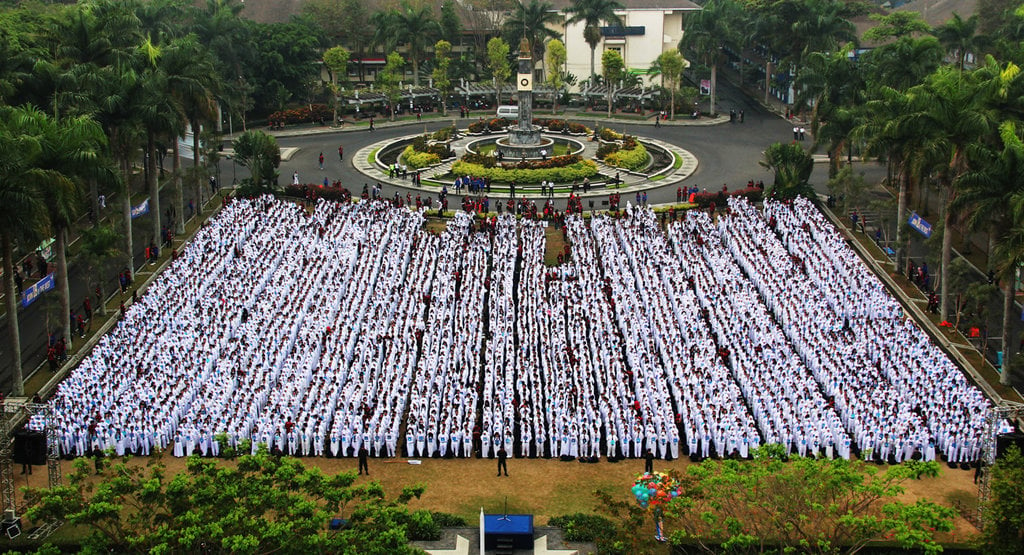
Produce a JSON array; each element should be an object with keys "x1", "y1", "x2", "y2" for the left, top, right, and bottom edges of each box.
[{"x1": 352, "y1": 125, "x2": 699, "y2": 200}]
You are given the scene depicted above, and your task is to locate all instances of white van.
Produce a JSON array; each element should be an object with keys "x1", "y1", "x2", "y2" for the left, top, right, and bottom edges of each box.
[{"x1": 496, "y1": 105, "x2": 519, "y2": 119}]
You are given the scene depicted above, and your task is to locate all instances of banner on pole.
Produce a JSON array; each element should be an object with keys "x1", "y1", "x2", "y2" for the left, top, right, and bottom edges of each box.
[
  {"x1": 131, "y1": 198, "x2": 150, "y2": 219},
  {"x1": 699, "y1": 79, "x2": 711, "y2": 95},
  {"x1": 21, "y1": 273, "x2": 55, "y2": 308},
  {"x1": 908, "y1": 211, "x2": 931, "y2": 238}
]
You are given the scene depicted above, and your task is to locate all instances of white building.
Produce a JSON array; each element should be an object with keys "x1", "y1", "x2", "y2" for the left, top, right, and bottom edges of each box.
[{"x1": 547, "y1": 0, "x2": 702, "y2": 89}]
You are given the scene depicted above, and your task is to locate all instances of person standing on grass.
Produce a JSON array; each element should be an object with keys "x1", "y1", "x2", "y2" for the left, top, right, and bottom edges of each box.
[
  {"x1": 358, "y1": 445, "x2": 369, "y2": 475},
  {"x1": 497, "y1": 446, "x2": 508, "y2": 476}
]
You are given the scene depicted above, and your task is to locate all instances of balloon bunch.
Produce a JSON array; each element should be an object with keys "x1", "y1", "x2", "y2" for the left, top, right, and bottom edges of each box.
[{"x1": 630, "y1": 471, "x2": 683, "y2": 510}]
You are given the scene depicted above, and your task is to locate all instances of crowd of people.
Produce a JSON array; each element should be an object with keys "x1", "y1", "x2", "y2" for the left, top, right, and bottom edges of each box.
[{"x1": 32, "y1": 195, "x2": 1002, "y2": 464}]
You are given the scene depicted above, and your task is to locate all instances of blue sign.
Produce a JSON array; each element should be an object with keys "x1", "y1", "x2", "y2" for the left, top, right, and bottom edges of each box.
[
  {"x1": 600, "y1": 26, "x2": 645, "y2": 37},
  {"x1": 908, "y1": 212, "x2": 931, "y2": 238},
  {"x1": 22, "y1": 273, "x2": 55, "y2": 308},
  {"x1": 131, "y1": 198, "x2": 150, "y2": 219}
]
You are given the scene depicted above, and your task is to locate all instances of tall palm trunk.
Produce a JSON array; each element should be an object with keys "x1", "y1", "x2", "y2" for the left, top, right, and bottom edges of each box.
[
  {"x1": 939, "y1": 180, "x2": 955, "y2": 322},
  {"x1": 56, "y1": 226, "x2": 71, "y2": 351},
  {"x1": 589, "y1": 44, "x2": 597, "y2": 84},
  {"x1": 894, "y1": 168, "x2": 909, "y2": 270},
  {"x1": 412, "y1": 57, "x2": 420, "y2": 87},
  {"x1": 2, "y1": 234, "x2": 24, "y2": 396},
  {"x1": 90, "y1": 178, "x2": 99, "y2": 228},
  {"x1": 710, "y1": 63, "x2": 717, "y2": 116},
  {"x1": 173, "y1": 140, "x2": 184, "y2": 234},
  {"x1": 192, "y1": 120, "x2": 202, "y2": 210},
  {"x1": 122, "y1": 158, "x2": 134, "y2": 281},
  {"x1": 147, "y1": 132, "x2": 162, "y2": 251},
  {"x1": 1001, "y1": 278, "x2": 1016, "y2": 385}
]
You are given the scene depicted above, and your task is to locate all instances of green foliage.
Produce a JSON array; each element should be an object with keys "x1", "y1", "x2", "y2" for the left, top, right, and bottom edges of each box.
[
  {"x1": 323, "y1": 46, "x2": 351, "y2": 87},
  {"x1": 603, "y1": 141, "x2": 647, "y2": 171},
  {"x1": 378, "y1": 51, "x2": 406, "y2": 120},
  {"x1": 826, "y1": 165, "x2": 869, "y2": 216},
  {"x1": 760, "y1": 141, "x2": 815, "y2": 200},
  {"x1": 451, "y1": 159, "x2": 598, "y2": 184},
  {"x1": 432, "y1": 126, "x2": 456, "y2": 142},
  {"x1": 401, "y1": 144, "x2": 441, "y2": 168},
  {"x1": 487, "y1": 37, "x2": 511, "y2": 102},
  {"x1": 432, "y1": 40, "x2": 453, "y2": 112},
  {"x1": 430, "y1": 511, "x2": 468, "y2": 527},
  {"x1": 24, "y1": 450, "x2": 426, "y2": 554},
  {"x1": 546, "y1": 38, "x2": 568, "y2": 112},
  {"x1": 548, "y1": 513, "x2": 617, "y2": 543},
  {"x1": 981, "y1": 445, "x2": 1024, "y2": 552},
  {"x1": 232, "y1": 130, "x2": 281, "y2": 188}
]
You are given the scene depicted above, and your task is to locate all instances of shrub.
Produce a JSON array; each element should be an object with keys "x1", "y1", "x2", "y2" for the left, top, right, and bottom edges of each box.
[
  {"x1": 596, "y1": 143, "x2": 619, "y2": 159},
  {"x1": 500, "y1": 154, "x2": 581, "y2": 170},
  {"x1": 451, "y1": 159, "x2": 598, "y2": 183},
  {"x1": 604, "y1": 142, "x2": 648, "y2": 171},
  {"x1": 461, "y1": 152, "x2": 498, "y2": 168},
  {"x1": 268, "y1": 104, "x2": 332, "y2": 126},
  {"x1": 567, "y1": 122, "x2": 588, "y2": 134},
  {"x1": 548, "y1": 513, "x2": 617, "y2": 543},
  {"x1": 432, "y1": 126, "x2": 456, "y2": 142},
  {"x1": 598, "y1": 128, "x2": 623, "y2": 141},
  {"x1": 401, "y1": 145, "x2": 441, "y2": 168},
  {"x1": 429, "y1": 512, "x2": 468, "y2": 527},
  {"x1": 468, "y1": 118, "x2": 513, "y2": 133},
  {"x1": 404, "y1": 510, "x2": 442, "y2": 541}
]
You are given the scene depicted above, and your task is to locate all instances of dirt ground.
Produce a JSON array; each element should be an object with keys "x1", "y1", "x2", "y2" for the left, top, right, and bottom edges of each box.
[{"x1": 16, "y1": 453, "x2": 982, "y2": 546}]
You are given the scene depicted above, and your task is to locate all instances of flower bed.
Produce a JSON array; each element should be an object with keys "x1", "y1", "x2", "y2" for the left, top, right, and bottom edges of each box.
[
  {"x1": 400, "y1": 145, "x2": 441, "y2": 168},
  {"x1": 532, "y1": 118, "x2": 589, "y2": 134},
  {"x1": 597, "y1": 135, "x2": 647, "y2": 171},
  {"x1": 467, "y1": 118, "x2": 514, "y2": 133},
  {"x1": 268, "y1": 104, "x2": 332, "y2": 127},
  {"x1": 451, "y1": 159, "x2": 598, "y2": 184}
]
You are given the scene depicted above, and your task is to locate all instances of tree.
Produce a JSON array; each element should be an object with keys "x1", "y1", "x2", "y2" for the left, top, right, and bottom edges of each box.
[
  {"x1": 78, "y1": 224, "x2": 121, "y2": 318},
  {"x1": 658, "y1": 446, "x2": 954, "y2": 554},
  {"x1": 378, "y1": 51, "x2": 406, "y2": 121},
  {"x1": 502, "y1": 0, "x2": 561, "y2": 81},
  {"x1": 650, "y1": 50, "x2": 687, "y2": 120},
  {"x1": 564, "y1": 0, "x2": 624, "y2": 82},
  {"x1": 932, "y1": 13, "x2": 987, "y2": 81},
  {"x1": 232, "y1": 130, "x2": 280, "y2": 189},
  {"x1": 34, "y1": 110, "x2": 108, "y2": 351},
  {"x1": 323, "y1": 46, "x2": 350, "y2": 125},
  {"x1": 680, "y1": 0, "x2": 741, "y2": 116},
  {"x1": 372, "y1": 1, "x2": 440, "y2": 87},
  {"x1": 862, "y1": 11, "x2": 931, "y2": 42},
  {"x1": 487, "y1": 37, "x2": 511, "y2": 106},
  {"x1": 601, "y1": 49, "x2": 624, "y2": 117},
  {"x1": 981, "y1": 445, "x2": 1024, "y2": 553},
  {"x1": 794, "y1": 46, "x2": 864, "y2": 178},
  {"x1": 0, "y1": 106, "x2": 48, "y2": 396},
  {"x1": 439, "y1": 0, "x2": 461, "y2": 44},
  {"x1": 26, "y1": 450, "x2": 429, "y2": 554},
  {"x1": 432, "y1": 40, "x2": 452, "y2": 117},
  {"x1": 546, "y1": 38, "x2": 567, "y2": 114},
  {"x1": 760, "y1": 142, "x2": 815, "y2": 200}
]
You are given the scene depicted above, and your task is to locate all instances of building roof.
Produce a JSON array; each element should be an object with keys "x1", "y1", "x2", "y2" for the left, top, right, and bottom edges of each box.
[{"x1": 894, "y1": 0, "x2": 978, "y2": 28}]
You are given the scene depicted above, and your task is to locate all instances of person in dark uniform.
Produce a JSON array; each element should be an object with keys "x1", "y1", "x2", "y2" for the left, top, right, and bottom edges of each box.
[
  {"x1": 497, "y1": 447, "x2": 508, "y2": 476},
  {"x1": 358, "y1": 446, "x2": 369, "y2": 475},
  {"x1": 644, "y1": 449, "x2": 655, "y2": 474}
]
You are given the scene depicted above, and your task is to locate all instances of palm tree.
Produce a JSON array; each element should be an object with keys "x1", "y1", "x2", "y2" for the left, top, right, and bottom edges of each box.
[
  {"x1": 901, "y1": 66, "x2": 995, "y2": 321},
  {"x1": 679, "y1": 0, "x2": 740, "y2": 116},
  {"x1": 78, "y1": 225, "x2": 122, "y2": 318},
  {"x1": 502, "y1": 0, "x2": 562, "y2": 80},
  {"x1": 0, "y1": 106, "x2": 48, "y2": 396},
  {"x1": 565, "y1": 0, "x2": 624, "y2": 82},
  {"x1": 795, "y1": 47, "x2": 865, "y2": 178},
  {"x1": 760, "y1": 142, "x2": 815, "y2": 200},
  {"x1": 373, "y1": 1, "x2": 441, "y2": 87},
  {"x1": 34, "y1": 110, "x2": 108, "y2": 350},
  {"x1": 933, "y1": 13, "x2": 987, "y2": 80}
]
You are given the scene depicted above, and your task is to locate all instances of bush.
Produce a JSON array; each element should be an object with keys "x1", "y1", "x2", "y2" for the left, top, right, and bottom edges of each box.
[
  {"x1": 451, "y1": 159, "x2": 598, "y2": 184},
  {"x1": 548, "y1": 513, "x2": 617, "y2": 543},
  {"x1": 598, "y1": 128, "x2": 623, "y2": 141},
  {"x1": 268, "y1": 104, "x2": 332, "y2": 126},
  {"x1": 567, "y1": 122, "x2": 588, "y2": 134},
  {"x1": 429, "y1": 512, "x2": 467, "y2": 527},
  {"x1": 432, "y1": 126, "x2": 456, "y2": 142},
  {"x1": 401, "y1": 145, "x2": 442, "y2": 169},
  {"x1": 596, "y1": 143, "x2": 619, "y2": 159},
  {"x1": 468, "y1": 118, "x2": 513, "y2": 133},
  {"x1": 501, "y1": 154, "x2": 582, "y2": 170},
  {"x1": 461, "y1": 152, "x2": 498, "y2": 168},
  {"x1": 404, "y1": 510, "x2": 442, "y2": 541},
  {"x1": 604, "y1": 142, "x2": 648, "y2": 171}
]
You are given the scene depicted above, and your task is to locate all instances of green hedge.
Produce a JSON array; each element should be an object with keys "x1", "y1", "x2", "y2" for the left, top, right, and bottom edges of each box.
[
  {"x1": 548, "y1": 513, "x2": 617, "y2": 542},
  {"x1": 451, "y1": 159, "x2": 598, "y2": 184},
  {"x1": 401, "y1": 145, "x2": 442, "y2": 169},
  {"x1": 603, "y1": 142, "x2": 648, "y2": 171}
]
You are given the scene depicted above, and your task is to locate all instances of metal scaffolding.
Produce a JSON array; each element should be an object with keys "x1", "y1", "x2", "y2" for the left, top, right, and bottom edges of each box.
[
  {"x1": 0, "y1": 401, "x2": 62, "y2": 519},
  {"x1": 977, "y1": 401, "x2": 1024, "y2": 523}
]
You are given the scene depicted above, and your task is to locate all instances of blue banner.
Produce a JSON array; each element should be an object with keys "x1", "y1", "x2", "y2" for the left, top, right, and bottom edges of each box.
[
  {"x1": 908, "y1": 212, "x2": 932, "y2": 238},
  {"x1": 21, "y1": 273, "x2": 55, "y2": 308},
  {"x1": 131, "y1": 198, "x2": 150, "y2": 219}
]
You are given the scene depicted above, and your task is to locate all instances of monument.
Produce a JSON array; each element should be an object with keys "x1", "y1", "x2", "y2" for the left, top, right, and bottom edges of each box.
[{"x1": 496, "y1": 38, "x2": 553, "y2": 160}]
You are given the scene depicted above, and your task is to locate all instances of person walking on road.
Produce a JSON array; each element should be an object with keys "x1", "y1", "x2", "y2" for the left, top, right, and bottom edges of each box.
[
  {"x1": 318, "y1": 152, "x2": 324, "y2": 170},
  {"x1": 338, "y1": 145, "x2": 344, "y2": 161}
]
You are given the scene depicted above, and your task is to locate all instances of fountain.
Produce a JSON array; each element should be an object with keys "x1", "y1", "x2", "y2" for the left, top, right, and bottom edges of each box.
[{"x1": 495, "y1": 38, "x2": 553, "y2": 160}]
